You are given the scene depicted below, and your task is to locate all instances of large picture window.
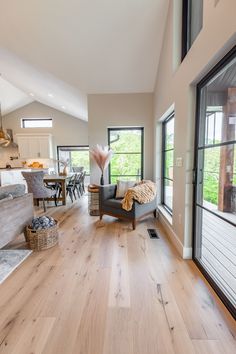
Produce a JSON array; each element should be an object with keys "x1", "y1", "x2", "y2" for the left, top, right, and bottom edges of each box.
[
  {"x1": 182, "y1": 0, "x2": 203, "y2": 59},
  {"x1": 108, "y1": 127, "x2": 144, "y2": 184},
  {"x1": 162, "y1": 113, "x2": 175, "y2": 213}
]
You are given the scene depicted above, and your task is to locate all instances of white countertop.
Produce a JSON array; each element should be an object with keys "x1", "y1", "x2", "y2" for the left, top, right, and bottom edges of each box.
[{"x1": 0, "y1": 168, "x2": 30, "y2": 171}]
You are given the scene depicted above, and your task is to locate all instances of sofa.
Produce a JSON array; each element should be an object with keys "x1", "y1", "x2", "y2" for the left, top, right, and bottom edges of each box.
[
  {"x1": 0, "y1": 184, "x2": 34, "y2": 248},
  {"x1": 99, "y1": 184, "x2": 157, "y2": 230}
]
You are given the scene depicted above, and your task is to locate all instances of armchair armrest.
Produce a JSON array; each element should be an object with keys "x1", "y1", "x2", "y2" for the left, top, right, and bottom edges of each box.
[{"x1": 99, "y1": 184, "x2": 116, "y2": 202}]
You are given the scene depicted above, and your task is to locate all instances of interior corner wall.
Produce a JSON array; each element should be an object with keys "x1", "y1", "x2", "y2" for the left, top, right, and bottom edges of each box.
[
  {"x1": 3, "y1": 101, "x2": 88, "y2": 158},
  {"x1": 153, "y1": 0, "x2": 236, "y2": 256},
  {"x1": 88, "y1": 93, "x2": 154, "y2": 185}
]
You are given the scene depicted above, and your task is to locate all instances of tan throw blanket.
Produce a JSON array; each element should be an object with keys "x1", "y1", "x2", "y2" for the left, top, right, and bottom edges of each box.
[{"x1": 122, "y1": 180, "x2": 157, "y2": 211}]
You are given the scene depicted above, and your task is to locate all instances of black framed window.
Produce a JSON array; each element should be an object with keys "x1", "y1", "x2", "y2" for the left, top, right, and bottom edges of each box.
[
  {"x1": 57, "y1": 145, "x2": 90, "y2": 174},
  {"x1": 182, "y1": 0, "x2": 203, "y2": 60},
  {"x1": 108, "y1": 127, "x2": 144, "y2": 184},
  {"x1": 162, "y1": 113, "x2": 175, "y2": 213},
  {"x1": 21, "y1": 118, "x2": 52, "y2": 128}
]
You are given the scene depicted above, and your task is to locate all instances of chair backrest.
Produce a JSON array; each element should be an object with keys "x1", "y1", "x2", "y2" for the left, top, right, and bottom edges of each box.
[
  {"x1": 75, "y1": 172, "x2": 83, "y2": 183},
  {"x1": 21, "y1": 171, "x2": 53, "y2": 199},
  {"x1": 72, "y1": 166, "x2": 84, "y2": 173},
  {"x1": 81, "y1": 171, "x2": 86, "y2": 183}
]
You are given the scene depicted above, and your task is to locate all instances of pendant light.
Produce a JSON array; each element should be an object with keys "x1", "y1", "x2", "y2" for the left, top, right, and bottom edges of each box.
[{"x1": 0, "y1": 103, "x2": 11, "y2": 147}]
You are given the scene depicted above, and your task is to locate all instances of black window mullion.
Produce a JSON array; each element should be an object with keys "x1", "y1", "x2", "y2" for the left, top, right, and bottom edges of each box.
[
  {"x1": 163, "y1": 176, "x2": 173, "y2": 182},
  {"x1": 198, "y1": 140, "x2": 236, "y2": 150}
]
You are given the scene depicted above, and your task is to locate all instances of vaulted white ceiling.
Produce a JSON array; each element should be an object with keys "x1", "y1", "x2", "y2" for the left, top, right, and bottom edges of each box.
[
  {"x1": 0, "y1": 48, "x2": 88, "y2": 120},
  {"x1": 0, "y1": 76, "x2": 33, "y2": 115},
  {"x1": 0, "y1": 0, "x2": 169, "y2": 120}
]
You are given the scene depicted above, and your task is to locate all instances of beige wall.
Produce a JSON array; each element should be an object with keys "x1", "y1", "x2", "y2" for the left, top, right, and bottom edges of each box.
[
  {"x1": 1, "y1": 101, "x2": 88, "y2": 166},
  {"x1": 88, "y1": 93, "x2": 154, "y2": 184},
  {"x1": 154, "y1": 0, "x2": 236, "y2": 257}
]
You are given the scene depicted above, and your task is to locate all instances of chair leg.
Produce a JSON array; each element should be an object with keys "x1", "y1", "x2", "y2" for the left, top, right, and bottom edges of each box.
[
  {"x1": 99, "y1": 214, "x2": 103, "y2": 220},
  {"x1": 54, "y1": 194, "x2": 58, "y2": 207},
  {"x1": 42, "y1": 199, "x2": 46, "y2": 212},
  {"x1": 132, "y1": 220, "x2": 136, "y2": 230},
  {"x1": 76, "y1": 185, "x2": 80, "y2": 198},
  {"x1": 69, "y1": 190, "x2": 73, "y2": 203},
  {"x1": 73, "y1": 189, "x2": 77, "y2": 200}
]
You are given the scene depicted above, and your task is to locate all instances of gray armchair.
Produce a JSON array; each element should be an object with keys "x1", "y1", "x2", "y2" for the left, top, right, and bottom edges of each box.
[{"x1": 99, "y1": 184, "x2": 157, "y2": 230}]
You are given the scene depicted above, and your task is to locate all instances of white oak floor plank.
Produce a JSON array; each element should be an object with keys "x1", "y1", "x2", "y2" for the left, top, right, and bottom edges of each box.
[{"x1": 0, "y1": 196, "x2": 235, "y2": 354}]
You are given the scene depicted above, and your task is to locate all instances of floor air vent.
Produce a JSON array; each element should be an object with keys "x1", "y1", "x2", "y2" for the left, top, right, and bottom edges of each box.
[{"x1": 147, "y1": 229, "x2": 159, "y2": 239}]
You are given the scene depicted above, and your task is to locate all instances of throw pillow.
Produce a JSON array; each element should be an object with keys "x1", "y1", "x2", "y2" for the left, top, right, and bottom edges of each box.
[{"x1": 116, "y1": 180, "x2": 136, "y2": 199}]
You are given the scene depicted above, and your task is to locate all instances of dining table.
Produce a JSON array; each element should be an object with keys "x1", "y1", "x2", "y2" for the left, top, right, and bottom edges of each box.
[{"x1": 43, "y1": 174, "x2": 74, "y2": 205}]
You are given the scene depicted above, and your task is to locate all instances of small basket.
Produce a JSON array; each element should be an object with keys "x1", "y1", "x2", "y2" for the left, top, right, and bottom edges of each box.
[{"x1": 25, "y1": 221, "x2": 59, "y2": 251}]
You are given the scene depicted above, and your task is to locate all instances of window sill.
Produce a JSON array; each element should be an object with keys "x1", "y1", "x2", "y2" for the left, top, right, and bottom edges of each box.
[{"x1": 158, "y1": 205, "x2": 173, "y2": 226}]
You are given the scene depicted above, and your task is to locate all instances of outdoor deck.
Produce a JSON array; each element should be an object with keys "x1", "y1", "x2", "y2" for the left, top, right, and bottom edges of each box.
[{"x1": 201, "y1": 209, "x2": 236, "y2": 308}]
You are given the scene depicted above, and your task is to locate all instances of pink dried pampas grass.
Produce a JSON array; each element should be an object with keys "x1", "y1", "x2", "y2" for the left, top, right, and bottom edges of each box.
[{"x1": 90, "y1": 145, "x2": 113, "y2": 184}]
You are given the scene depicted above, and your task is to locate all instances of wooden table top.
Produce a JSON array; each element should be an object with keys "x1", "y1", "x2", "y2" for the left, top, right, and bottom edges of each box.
[{"x1": 44, "y1": 174, "x2": 74, "y2": 181}]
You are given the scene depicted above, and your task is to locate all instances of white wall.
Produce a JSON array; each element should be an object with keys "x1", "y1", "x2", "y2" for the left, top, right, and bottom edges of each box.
[
  {"x1": 154, "y1": 0, "x2": 236, "y2": 257},
  {"x1": 1, "y1": 101, "x2": 88, "y2": 167},
  {"x1": 88, "y1": 93, "x2": 154, "y2": 184}
]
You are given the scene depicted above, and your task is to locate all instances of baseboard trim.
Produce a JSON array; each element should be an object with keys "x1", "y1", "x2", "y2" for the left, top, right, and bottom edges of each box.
[
  {"x1": 158, "y1": 211, "x2": 192, "y2": 259},
  {"x1": 182, "y1": 247, "x2": 192, "y2": 259}
]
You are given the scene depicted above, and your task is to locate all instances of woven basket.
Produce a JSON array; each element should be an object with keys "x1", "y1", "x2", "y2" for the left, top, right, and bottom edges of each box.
[{"x1": 26, "y1": 221, "x2": 59, "y2": 251}]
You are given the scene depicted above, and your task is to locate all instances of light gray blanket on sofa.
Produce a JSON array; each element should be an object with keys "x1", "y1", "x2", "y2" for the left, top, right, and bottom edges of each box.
[{"x1": 0, "y1": 184, "x2": 33, "y2": 248}]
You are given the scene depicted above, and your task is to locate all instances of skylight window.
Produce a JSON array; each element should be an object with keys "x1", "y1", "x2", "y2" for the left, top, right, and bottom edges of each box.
[{"x1": 21, "y1": 118, "x2": 53, "y2": 128}]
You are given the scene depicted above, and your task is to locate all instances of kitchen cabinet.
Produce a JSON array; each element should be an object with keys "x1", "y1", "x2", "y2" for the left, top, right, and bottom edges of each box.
[
  {"x1": 17, "y1": 136, "x2": 30, "y2": 158},
  {"x1": 16, "y1": 134, "x2": 53, "y2": 159}
]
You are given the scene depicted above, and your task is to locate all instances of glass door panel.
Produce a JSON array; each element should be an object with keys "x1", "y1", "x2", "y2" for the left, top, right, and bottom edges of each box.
[{"x1": 194, "y1": 48, "x2": 236, "y2": 318}]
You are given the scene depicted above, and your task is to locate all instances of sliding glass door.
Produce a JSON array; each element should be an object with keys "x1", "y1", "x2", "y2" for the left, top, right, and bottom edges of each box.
[
  {"x1": 193, "y1": 47, "x2": 236, "y2": 319},
  {"x1": 57, "y1": 145, "x2": 90, "y2": 174}
]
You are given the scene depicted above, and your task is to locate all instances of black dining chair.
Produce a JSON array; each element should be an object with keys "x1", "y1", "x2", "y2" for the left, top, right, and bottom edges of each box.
[
  {"x1": 66, "y1": 174, "x2": 78, "y2": 202},
  {"x1": 74, "y1": 172, "x2": 82, "y2": 198},
  {"x1": 72, "y1": 166, "x2": 84, "y2": 173},
  {"x1": 79, "y1": 171, "x2": 86, "y2": 195},
  {"x1": 75, "y1": 172, "x2": 86, "y2": 198}
]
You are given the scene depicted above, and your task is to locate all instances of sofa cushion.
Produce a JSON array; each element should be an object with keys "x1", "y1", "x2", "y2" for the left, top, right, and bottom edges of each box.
[
  {"x1": 0, "y1": 184, "x2": 26, "y2": 199},
  {"x1": 115, "y1": 180, "x2": 136, "y2": 198}
]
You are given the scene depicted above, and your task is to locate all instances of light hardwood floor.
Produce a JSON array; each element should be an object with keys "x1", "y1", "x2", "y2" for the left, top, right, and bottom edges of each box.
[{"x1": 0, "y1": 196, "x2": 236, "y2": 354}]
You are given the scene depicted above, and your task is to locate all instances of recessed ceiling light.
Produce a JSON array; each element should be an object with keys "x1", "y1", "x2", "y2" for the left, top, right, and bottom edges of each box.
[
  {"x1": 29, "y1": 92, "x2": 34, "y2": 97},
  {"x1": 48, "y1": 93, "x2": 54, "y2": 98},
  {"x1": 61, "y1": 105, "x2": 66, "y2": 109}
]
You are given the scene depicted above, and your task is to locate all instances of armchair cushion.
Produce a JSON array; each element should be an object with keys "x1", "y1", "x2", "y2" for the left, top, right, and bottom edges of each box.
[
  {"x1": 104, "y1": 198, "x2": 123, "y2": 210},
  {"x1": 115, "y1": 180, "x2": 136, "y2": 198}
]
